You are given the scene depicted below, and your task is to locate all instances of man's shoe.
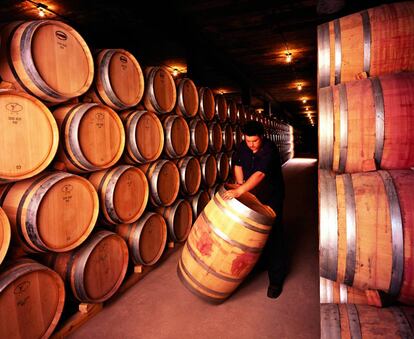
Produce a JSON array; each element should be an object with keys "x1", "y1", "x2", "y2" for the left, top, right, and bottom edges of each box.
[{"x1": 267, "y1": 284, "x2": 283, "y2": 299}]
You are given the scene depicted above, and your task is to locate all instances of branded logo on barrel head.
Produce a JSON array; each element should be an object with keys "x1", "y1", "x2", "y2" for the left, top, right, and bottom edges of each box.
[
  {"x1": 96, "y1": 113, "x2": 104, "y2": 120},
  {"x1": 6, "y1": 103, "x2": 23, "y2": 114},
  {"x1": 120, "y1": 56, "x2": 128, "y2": 63},
  {"x1": 55, "y1": 31, "x2": 68, "y2": 40},
  {"x1": 14, "y1": 281, "x2": 31, "y2": 295},
  {"x1": 62, "y1": 184, "x2": 73, "y2": 193}
]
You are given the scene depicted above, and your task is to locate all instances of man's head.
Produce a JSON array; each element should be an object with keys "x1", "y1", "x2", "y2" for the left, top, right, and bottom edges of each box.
[{"x1": 242, "y1": 120, "x2": 264, "y2": 153}]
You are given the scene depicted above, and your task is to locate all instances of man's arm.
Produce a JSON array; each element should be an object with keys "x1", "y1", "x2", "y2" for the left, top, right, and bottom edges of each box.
[
  {"x1": 234, "y1": 165, "x2": 244, "y2": 185},
  {"x1": 223, "y1": 171, "x2": 265, "y2": 199}
]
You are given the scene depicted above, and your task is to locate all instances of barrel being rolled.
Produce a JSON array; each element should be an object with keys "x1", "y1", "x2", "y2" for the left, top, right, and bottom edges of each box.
[
  {"x1": 175, "y1": 78, "x2": 199, "y2": 118},
  {"x1": 162, "y1": 115, "x2": 190, "y2": 158},
  {"x1": 155, "y1": 199, "x2": 193, "y2": 243},
  {"x1": 0, "y1": 91, "x2": 59, "y2": 183},
  {"x1": 319, "y1": 169, "x2": 414, "y2": 305},
  {"x1": 320, "y1": 277, "x2": 382, "y2": 307},
  {"x1": 178, "y1": 185, "x2": 275, "y2": 302},
  {"x1": 198, "y1": 87, "x2": 215, "y2": 121},
  {"x1": 88, "y1": 165, "x2": 149, "y2": 225},
  {"x1": 0, "y1": 20, "x2": 94, "y2": 103},
  {"x1": 321, "y1": 304, "x2": 414, "y2": 339},
  {"x1": 116, "y1": 212, "x2": 167, "y2": 265},
  {"x1": 139, "y1": 160, "x2": 180, "y2": 207},
  {"x1": 83, "y1": 49, "x2": 144, "y2": 110},
  {"x1": 53, "y1": 103, "x2": 125, "y2": 173},
  {"x1": 189, "y1": 118, "x2": 208, "y2": 156},
  {"x1": 0, "y1": 171, "x2": 99, "y2": 253},
  {"x1": 121, "y1": 110, "x2": 164, "y2": 164},
  {"x1": 48, "y1": 230, "x2": 128, "y2": 303},
  {"x1": 319, "y1": 73, "x2": 414, "y2": 173},
  {"x1": 317, "y1": 2, "x2": 414, "y2": 88},
  {"x1": 0, "y1": 259, "x2": 65, "y2": 339},
  {"x1": 176, "y1": 156, "x2": 201, "y2": 196},
  {"x1": 143, "y1": 66, "x2": 177, "y2": 114}
]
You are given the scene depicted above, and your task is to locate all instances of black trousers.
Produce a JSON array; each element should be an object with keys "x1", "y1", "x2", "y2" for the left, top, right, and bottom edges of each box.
[{"x1": 260, "y1": 204, "x2": 286, "y2": 286}]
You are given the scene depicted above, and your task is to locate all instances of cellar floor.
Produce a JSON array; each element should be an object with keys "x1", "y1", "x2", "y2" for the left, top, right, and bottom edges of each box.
[{"x1": 69, "y1": 158, "x2": 319, "y2": 339}]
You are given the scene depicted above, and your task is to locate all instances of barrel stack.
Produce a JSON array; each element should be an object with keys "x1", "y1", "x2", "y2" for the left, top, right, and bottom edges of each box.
[{"x1": 318, "y1": 2, "x2": 414, "y2": 337}]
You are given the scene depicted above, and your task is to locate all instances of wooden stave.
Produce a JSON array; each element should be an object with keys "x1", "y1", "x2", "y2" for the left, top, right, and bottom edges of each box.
[{"x1": 0, "y1": 20, "x2": 94, "y2": 103}]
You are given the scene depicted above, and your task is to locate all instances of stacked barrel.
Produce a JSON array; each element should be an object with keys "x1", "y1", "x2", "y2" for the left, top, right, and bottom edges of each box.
[{"x1": 318, "y1": 2, "x2": 414, "y2": 337}]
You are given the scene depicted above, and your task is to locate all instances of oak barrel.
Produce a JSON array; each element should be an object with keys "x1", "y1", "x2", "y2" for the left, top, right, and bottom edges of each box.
[
  {"x1": 49, "y1": 230, "x2": 128, "y2": 303},
  {"x1": 188, "y1": 190, "x2": 210, "y2": 220},
  {"x1": 143, "y1": 66, "x2": 177, "y2": 114},
  {"x1": 320, "y1": 277, "x2": 382, "y2": 307},
  {"x1": 176, "y1": 156, "x2": 201, "y2": 196},
  {"x1": 53, "y1": 103, "x2": 125, "y2": 173},
  {"x1": 198, "y1": 87, "x2": 215, "y2": 121},
  {"x1": 222, "y1": 123, "x2": 234, "y2": 152},
  {"x1": 227, "y1": 100, "x2": 238, "y2": 124},
  {"x1": 319, "y1": 169, "x2": 414, "y2": 305},
  {"x1": 120, "y1": 110, "x2": 164, "y2": 164},
  {"x1": 216, "y1": 152, "x2": 230, "y2": 182},
  {"x1": 0, "y1": 208, "x2": 10, "y2": 266},
  {"x1": 214, "y1": 94, "x2": 227, "y2": 123},
  {"x1": 0, "y1": 259, "x2": 65, "y2": 339},
  {"x1": 321, "y1": 304, "x2": 414, "y2": 339},
  {"x1": 83, "y1": 48, "x2": 144, "y2": 110},
  {"x1": 233, "y1": 125, "x2": 244, "y2": 147},
  {"x1": 319, "y1": 73, "x2": 414, "y2": 173},
  {"x1": 162, "y1": 115, "x2": 190, "y2": 159},
  {"x1": 199, "y1": 154, "x2": 217, "y2": 188},
  {"x1": 88, "y1": 165, "x2": 149, "y2": 225},
  {"x1": 155, "y1": 199, "x2": 193, "y2": 243},
  {"x1": 175, "y1": 78, "x2": 199, "y2": 118},
  {"x1": 208, "y1": 121, "x2": 223, "y2": 153},
  {"x1": 0, "y1": 171, "x2": 99, "y2": 253},
  {"x1": 318, "y1": 1, "x2": 414, "y2": 88},
  {"x1": 237, "y1": 104, "x2": 246, "y2": 125},
  {"x1": 0, "y1": 91, "x2": 59, "y2": 183},
  {"x1": 139, "y1": 160, "x2": 180, "y2": 207},
  {"x1": 0, "y1": 20, "x2": 94, "y2": 103},
  {"x1": 116, "y1": 212, "x2": 167, "y2": 265},
  {"x1": 178, "y1": 185, "x2": 275, "y2": 302},
  {"x1": 189, "y1": 118, "x2": 209, "y2": 156},
  {"x1": 208, "y1": 184, "x2": 224, "y2": 200}
]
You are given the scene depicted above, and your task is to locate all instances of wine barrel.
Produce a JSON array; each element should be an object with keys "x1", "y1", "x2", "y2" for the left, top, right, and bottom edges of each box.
[
  {"x1": 227, "y1": 100, "x2": 238, "y2": 124},
  {"x1": 228, "y1": 150, "x2": 235, "y2": 170},
  {"x1": 178, "y1": 185, "x2": 275, "y2": 302},
  {"x1": 155, "y1": 199, "x2": 193, "y2": 243},
  {"x1": 53, "y1": 103, "x2": 125, "y2": 173},
  {"x1": 162, "y1": 115, "x2": 190, "y2": 158},
  {"x1": 139, "y1": 160, "x2": 180, "y2": 207},
  {"x1": 208, "y1": 121, "x2": 223, "y2": 153},
  {"x1": 83, "y1": 49, "x2": 144, "y2": 110},
  {"x1": 143, "y1": 66, "x2": 176, "y2": 114},
  {"x1": 176, "y1": 156, "x2": 201, "y2": 196},
  {"x1": 0, "y1": 208, "x2": 10, "y2": 266},
  {"x1": 120, "y1": 110, "x2": 164, "y2": 164},
  {"x1": 49, "y1": 230, "x2": 128, "y2": 303},
  {"x1": 189, "y1": 118, "x2": 209, "y2": 156},
  {"x1": 0, "y1": 171, "x2": 99, "y2": 253},
  {"x1": 0, "y1": 20, "x2": 94, "y2": 103},
  {"x1": 215, "y1": 94, "x2": 227, "y2": 123},
  {"x1": 216, "y1": 153, "x2": 230, "y2": 182},
  {"x1": 208, "y1": 184, "x2": 224, "y2": 200},
  {"x1": 321, "y1": 304, "x2": 414, "y2": 339},
  {"x1": 0, "y1": 259, "x2": 65, "y2": 339},
  {"x1": 0, "y1": 91, "x2": 59, "y2": 183},
  {"x1": 88, "y1": 165, "x2": 149, "y2": 225},
  {"x1": 233, "y1": 124, "x2": 244, "y2": 147},
  {"x1": 319, "y1": 73, "x2": 414, "y2": 173},
  {"x1": 116, "y1": 212, "x2": 167, "y2": 265},
  {"x1": 319, "y1": 169, "x2": 414, "y2": 305},
  {"x1": 222, "y1": 123, "x2": 234, "y2": 152},
  {"x1": 198, "y1": 87, "x2": 215, "y2": 121},
  {"x1": 187, "y1": 190, "x2": 210, "y2": 220},
  {"x1": 237, "y1": 104, "x2": 246, "y2": 125},
  {"x1": 175, "y1": 78, "x2": 199, "y2": 118},
  {"x1": 317, "y1": 2, "x2": 414, "y2": 88},
  {"x1": 199, "y1": 154, "x2": 217, "y2": 188},
  {"x1": 320, "y1": 277, "x2": 382, "y2": 307}
]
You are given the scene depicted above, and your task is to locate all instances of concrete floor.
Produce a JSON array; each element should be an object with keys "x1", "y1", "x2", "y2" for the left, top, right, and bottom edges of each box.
[{"x1": 69, "y1": 158, "x2": 320, "y2": 339}]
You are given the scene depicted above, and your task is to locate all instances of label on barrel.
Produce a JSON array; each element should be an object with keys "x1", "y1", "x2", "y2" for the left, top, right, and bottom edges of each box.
[
  {"x1": 14, "y1": 279, "x2": 31, "y2": 307},
  {"x1": 6, "y1": 103, "x2": 23, "y2": 125},
  {"x1": 120, "y1": 55, "x2": 128, "y2": 71},
  {"x1": 55, "y1": 30, "x2": 68, "y2": 50},
  {"x1": 62, "y1": 184, "x2": 73, "y2": 203},
  {"x1": 95, "y1": 112, "x2": 104, "y2": 128}
]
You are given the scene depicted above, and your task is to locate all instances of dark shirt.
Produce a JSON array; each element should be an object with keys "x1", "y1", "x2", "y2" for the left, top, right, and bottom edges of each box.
[{"x1": 233, "y1": 138, "x2": 285, "y2": 211}]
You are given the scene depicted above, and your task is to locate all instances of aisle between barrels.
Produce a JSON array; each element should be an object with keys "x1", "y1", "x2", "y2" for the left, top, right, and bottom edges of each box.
[{"x1": 69, "y1": 157, "x2": 320, "y2": 339}]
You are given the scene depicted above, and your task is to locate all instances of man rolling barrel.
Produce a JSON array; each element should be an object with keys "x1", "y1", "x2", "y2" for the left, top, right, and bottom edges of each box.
[{"x1": 222, "y1": 120, "x2": 286, "y2": 299}]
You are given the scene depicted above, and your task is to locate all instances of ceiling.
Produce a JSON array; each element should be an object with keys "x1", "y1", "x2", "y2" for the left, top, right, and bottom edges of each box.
[{"x1": 1, "y1": 0, "x2": 399, "y2": 130}]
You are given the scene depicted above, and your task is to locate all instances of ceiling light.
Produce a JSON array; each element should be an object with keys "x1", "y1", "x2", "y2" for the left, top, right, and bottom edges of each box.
[
  {"x1": 302, "y1": 99, "x2": 307, "y2": 104},
  {"x1": 285, "y1": 52, "x2": 292, "y2": 63},
  {"x1": 37, "y1": 3, "x2": 47, "y2": 17},
  {"x1": 305, "y1": 107, "x2": 309, "y2": 111},
  {"x1": 297, "y1": 83, "x2": 302, "y2": 91},
  {"x1": 172, "y1": 68, "x2": 178, "y2": 77}
]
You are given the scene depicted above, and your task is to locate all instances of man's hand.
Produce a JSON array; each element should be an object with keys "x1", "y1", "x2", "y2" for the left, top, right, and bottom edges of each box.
[{"x1": 222, "y1": 188, "x2": 242, "y2": 200}]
